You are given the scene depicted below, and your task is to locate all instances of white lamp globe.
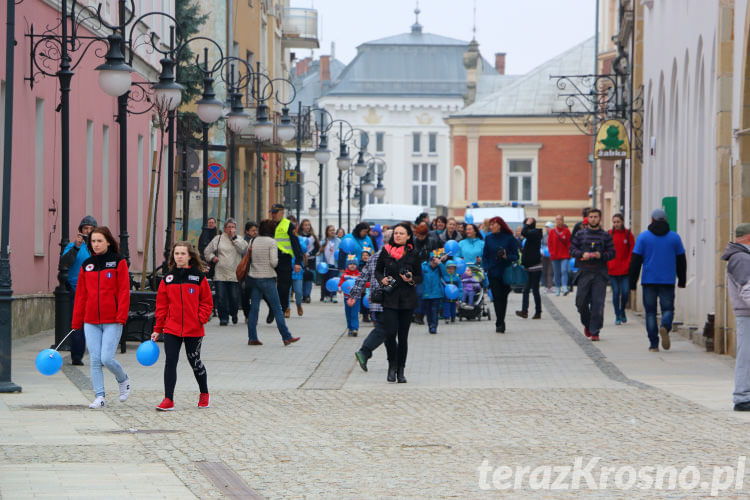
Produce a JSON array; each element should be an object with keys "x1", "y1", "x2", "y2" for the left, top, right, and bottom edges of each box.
[
  {"x1": 277, "y1": 122, "x2": 296, "y2": 142},
  {"x1": 374, "y1": 186, "x2": 385, "y2": 199},
  {"x1": 314, "y1": 148, "x2": 331, "y2": 164},
  {"x1": 154, "y1": 87, "x2": 182, "y2": 111},
  {"x1": 254, "y1": 120, "x2": 274, "y2": 141},
  {"x1": 196, "y1": 101, "x2": 224, "y2": 124},
  {"x1": 98, "y1": 69, "x2": 132, "y2": 97}
]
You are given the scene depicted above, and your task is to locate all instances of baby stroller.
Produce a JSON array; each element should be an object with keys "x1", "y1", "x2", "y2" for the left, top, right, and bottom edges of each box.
[{"x1": 457, "y1": 265, "x2": 492, "y2": 321}]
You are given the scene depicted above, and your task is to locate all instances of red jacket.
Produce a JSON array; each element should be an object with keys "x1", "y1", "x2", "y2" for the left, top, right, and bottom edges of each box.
[
  {"x1": 607, "y1": 228, "x2": 635, "y2": 276},
  {"x1": 72, "y1": 252, "x2": 130, "y2": 329},
  {"x1": 547, "y1": 226, "x2": 571, "y2": 260},
  {"x1": 339, "y1": 268, "x2": 362, "y2": 297},
  {"x1": 154, "y1": 267, "x2": 213, "y2": 337}
]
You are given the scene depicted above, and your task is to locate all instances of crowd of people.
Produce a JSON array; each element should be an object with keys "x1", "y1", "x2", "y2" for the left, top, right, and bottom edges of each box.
[{"x1": 80, "y1": 203, "x2": 750, "y2": 409}]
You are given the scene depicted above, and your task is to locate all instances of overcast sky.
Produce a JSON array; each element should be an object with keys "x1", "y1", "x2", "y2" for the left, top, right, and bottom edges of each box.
[{"x1": 298, "y1": 0, "x2": 597, "y2": 75}]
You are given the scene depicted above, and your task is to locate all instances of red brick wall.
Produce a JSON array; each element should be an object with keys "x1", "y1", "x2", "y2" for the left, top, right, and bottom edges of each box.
[{"x1": 452, "y1": 135, "x2": 468, "y2": 199}]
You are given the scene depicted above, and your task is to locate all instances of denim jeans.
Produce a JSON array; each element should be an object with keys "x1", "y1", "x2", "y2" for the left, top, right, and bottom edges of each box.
[
  {"x1": 247, "y1": 277, "x2": 292, "y2": 342},
  {"x1": 551, "y1": 258, "x2": 569, "y2": 288},
  {"x1": 303, "y1": 279, "x2": 313, "y2": 299},
  {"x1": 734, "y1": 316, "x2": 750, "y2": 404},
  {"x1": 609, "y1": 275, "x2": 630, "y2": 319},
  {"x1": 83, "y1": 323, "x2": 127, "y2": 398},
  {"x1": 423, "y1": 298, "x2": 441, "y2": 330},
  {"x1": 345, "y1": 298, "x2": 361, "y2": 330},
  {"x1": 291, "y1": 279, "x2": 303, "y2": 307},
  {"x1": 641, "y1": 285, "x2": 675, "y2": 348},
  {"x1": 214, "y1": 281, "x2": 240, "y2": 324},
  {"x1": 442, "y1": 300, "x2": 457, "y2": 320}
]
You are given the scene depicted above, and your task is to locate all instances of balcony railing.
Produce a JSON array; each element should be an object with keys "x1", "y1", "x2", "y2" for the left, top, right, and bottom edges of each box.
[{"x1": 282, "y1": 8, "x2": 319, "y2": 49}]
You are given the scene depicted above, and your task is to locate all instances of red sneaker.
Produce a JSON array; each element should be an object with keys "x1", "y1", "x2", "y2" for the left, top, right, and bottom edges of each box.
[
  {"x1": 591, "y1": 335, "x2": 600, "y2": 341},
  {"x1": 584, "y1": 327, "x2": 592, "y2": 338},
  {"x1": 198, "y1": 393, "x2": 210, "y2": 408},
  {"x1": 156, "y1": 398, "x2": 174, "y2": 411}
]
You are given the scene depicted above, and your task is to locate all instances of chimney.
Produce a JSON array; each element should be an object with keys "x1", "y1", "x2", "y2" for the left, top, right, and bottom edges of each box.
[
  {"x1": 295, "y1": 57, "x2": 312, "y2": 77},
  {"x1": 320, "y1": 55, "x2": 331, "y2": 83},
  {"x1": 495, "y1": 53, "x2": 506, "y2": 75}
]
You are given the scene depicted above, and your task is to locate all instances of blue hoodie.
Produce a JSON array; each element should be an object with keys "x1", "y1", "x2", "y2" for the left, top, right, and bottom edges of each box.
[
  {"x1": 458, "y1": 238, "x2": 485, "y2": 265},
  {"x1": 62, "y1": 242, "x2": 91, "y2": 290},
  {"x1": 421, "y1": 261, "x2": 448, "y2": 299}
]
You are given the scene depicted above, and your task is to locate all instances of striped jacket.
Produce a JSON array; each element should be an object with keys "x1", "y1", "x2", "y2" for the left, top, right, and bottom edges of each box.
[
  {"x1": 349, "y1": 249, "x2": 383, "y2": 313},
  {"x1": 569, "y1": 227, "x2": 615, "y2": 273}
]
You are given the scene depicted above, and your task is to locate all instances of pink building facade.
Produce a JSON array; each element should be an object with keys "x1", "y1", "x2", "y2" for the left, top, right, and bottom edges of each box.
[{"x1": 1, "y1": 0, "x2": 171, "y2": 336}]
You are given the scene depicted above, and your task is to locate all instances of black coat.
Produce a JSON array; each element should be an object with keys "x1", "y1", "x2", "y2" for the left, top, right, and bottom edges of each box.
[
  {"x1": 520, "y1": 224, "x2": 543, "y2": 268},
  {"x1": 374, "y1": 246, "x2": 423, "y2": 310}
]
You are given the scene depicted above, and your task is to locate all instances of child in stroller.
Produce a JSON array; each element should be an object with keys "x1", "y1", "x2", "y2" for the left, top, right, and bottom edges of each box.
[{"x1": 457, "y1": 265, "x2": 491, "y2": 321}]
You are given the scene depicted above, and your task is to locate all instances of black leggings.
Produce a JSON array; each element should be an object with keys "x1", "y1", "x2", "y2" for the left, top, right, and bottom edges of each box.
[
  {"x1": 163, "y1": 334, "x2": 208, "y2": 400},
  {"x1": 360, "y1": 308, "x2": 413, "y2": 368}
]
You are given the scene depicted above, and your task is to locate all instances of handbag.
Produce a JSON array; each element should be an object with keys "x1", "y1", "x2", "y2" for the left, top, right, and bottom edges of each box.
[
  {"x1": 370, "y1": 287, "x2": 385, "y2": 304},
  {"x1": 235, "y1": 238, "x2": 254, "y2": 282},
  {"x1": 502, "y1": 262, "x2": 527, "y2": 288}
]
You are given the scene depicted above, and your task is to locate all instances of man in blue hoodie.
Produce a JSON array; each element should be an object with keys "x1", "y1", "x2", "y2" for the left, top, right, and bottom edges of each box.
[
  {"x1": 60, "y1": 215, "x2": 97, "y2": 365},
  {"x1": 721, "y1": 223, "x2": 750, "y2": 411},
  {"x1": 629, "y1": 208, "x2": 686, "y2": 352}
]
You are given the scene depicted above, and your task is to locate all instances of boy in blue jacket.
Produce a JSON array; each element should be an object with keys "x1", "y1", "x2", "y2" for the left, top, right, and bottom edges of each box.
[
  {"x1": 442, "y1": 260, "x2": 461, "y2": 323},
  {"x1": 422, "y1": 250, "x2": 449, "y2": 334}
]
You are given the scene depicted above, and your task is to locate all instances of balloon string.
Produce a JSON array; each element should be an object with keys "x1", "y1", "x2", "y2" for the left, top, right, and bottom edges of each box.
[{"x1": 54, "y1": 329, "x2": 76, "y2": 352}]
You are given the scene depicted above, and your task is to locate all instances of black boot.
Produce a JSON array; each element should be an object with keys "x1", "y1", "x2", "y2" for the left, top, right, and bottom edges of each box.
[
  {"x1": 387, "y1": 364, "x2": 397, "y2": 383},
  {"x1": 397, "y1": 367, "x2": 407, "y2": 383}
]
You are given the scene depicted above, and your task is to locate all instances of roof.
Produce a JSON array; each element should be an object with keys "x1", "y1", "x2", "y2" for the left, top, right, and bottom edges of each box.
[
  {"x1": 324, "y1": 23, "x2": 497, "y2": 98},
  {"x1": 452, "y1": 37, "x2": 595, "y2": 117},
  {"x1": 289, "y1": 58, "x2": 346, "y2": 109}
]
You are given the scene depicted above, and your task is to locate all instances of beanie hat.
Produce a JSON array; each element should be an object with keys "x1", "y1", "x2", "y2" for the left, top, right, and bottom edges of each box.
[
  {"x1": 446, "y1": 260, "x2": 456, "y2": 268},
  {"x1": 735, "y1": 223, "x2": 750, "y2": 238},
  {"x1": 78, "y1": 215, "x2": 98, "y2": 231},
  {"x1": 346, "y1": 254, "x2": 357, "y2": 265},
  {"x1": 651, "y1": 208, "x2": 667, "y2": 221}
]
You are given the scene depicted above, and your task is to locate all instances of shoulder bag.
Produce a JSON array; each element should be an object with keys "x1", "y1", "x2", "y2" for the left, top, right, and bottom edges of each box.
[{"x1": 235, "y1": 237, "x2": 254, "y2": 282}]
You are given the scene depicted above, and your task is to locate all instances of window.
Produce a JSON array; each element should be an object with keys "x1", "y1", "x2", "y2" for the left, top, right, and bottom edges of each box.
[
  {"x1": 412, "y1": 132, "x2": 421, "y2": 154},
  {"x1": 360, "y1": 131, "x2": 369, "y2": 150},
  {"x1": 498, "y1": 143, "x2": 541, "y2": 204},
  {"x1": 507, "y1": 159, "x2": 532, "y2": 202},
  {"x1": 34, "y1": 99, "x2": 45, "y2": 255},
  {"x1": 428, "y1": 132, "x2": 437, "y2": 153},
  {"x1": 412, "y1": 163, "x2": 437, "y2": 207},
  {"x1": 375, "y1": 132, "x2": 385, "y2": 153}
]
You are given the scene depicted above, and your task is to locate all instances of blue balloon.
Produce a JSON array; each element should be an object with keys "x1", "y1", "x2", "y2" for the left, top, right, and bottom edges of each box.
[
  {"x1": 317, "y1": 262, "x2": 329, "y2": 274},
  {"x1": 340, "y1": 237, "x2": 358, "y2": 254},
  {"x1": 334, "y1": 249, "x2": 340, "y2": 261},
  {"x1": 454, "y1": 257, "x2": 467, "y2": 275},
  {"x1": 298, "y1": 236, "x2": 308, "y2": 252},
  {"x1": 341, "y1": 280, "x2": 354, "y2": 295},
  {"x1": 362, "y1": 294, "x2": 370, "y2": 308},
  {"x1": 465, "y1": 214, "x2": 474, "y2": 224},
  {"x1": 326, "y1": 277, "x2": 340, "y2": 292},
  {"x1": 444, "y1": 240, "x2": 460, "y2": 256},
  {"x1": 444, "y1": 284, "x2": 461, "y2": 300},
  {"x1": 569, "y1": 257, "x2": 578, "y2": 273},
  {"x1": 35, "y1": 348, "x2": 62, "y2": 376},
  {"x1": 543, "y1": 246, "x2": 550, "y2": 258},
  {"x1": 136, "y1": 340, "x2": 160, "y2": 367}
]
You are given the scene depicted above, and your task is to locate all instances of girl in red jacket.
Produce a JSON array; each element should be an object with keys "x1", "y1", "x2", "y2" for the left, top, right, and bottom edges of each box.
[
  {"x1": 607, "y1": 213, "x2": 635, "y2": 324},
  {"x1": 151, "y1": 241, "x2": 213, "y2": 411},
  {"x1": 547, "y1": 215, "x2": 572, "y2": 295},
  {"x1": 71, "y1": 227, "x2": 131, "y2": 409}
]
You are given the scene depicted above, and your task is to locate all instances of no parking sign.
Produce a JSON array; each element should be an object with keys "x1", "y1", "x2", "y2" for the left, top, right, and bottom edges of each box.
[{"x1": 206, "y1": 163, "x2": 226, "y2": 187}]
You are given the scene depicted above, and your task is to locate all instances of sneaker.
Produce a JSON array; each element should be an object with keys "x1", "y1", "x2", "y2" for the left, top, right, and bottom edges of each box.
[
  {"x1": 351, "y1": 330, "x2": 358, "y2": 337},
  {"x1": 156, "y1": 398, "x2": 174, "y2": 411},
  {"x1": 354, "y1": 350, "x2": 368, "y2": 372},
  {"x1": 615, "y1": 318, "x2": 622, "y2": 325},
  {"x1": 283, "y1": 336, "x2": 300, "y2": 346},
  {"x1": 429, "y1": 328, "x2": 437, "y2": 334},
  {"x1": 649, "y1": 347, "x2": 659, "y2": 352},
  {"x1": 198, "y1": 393, "x2": 210, "y2": 408},
  {"x1": 555, "y1": 288, "x2": 561, "y2": 296},
  {"x1": 733, "y1": 401, "x2": 750, "y2": 411},
  {"x1": 584, "y1": 327, "x2": 592, "y2": 338},
  {"x1": 562, "y1": 287, "x2": 570, "y2": 296},
  {"x1": 303, "y1": 297, "x2": 311, "y2": 304},
  {"x1": 659, "y1": 326, "x2": 671, "y2": 350},
  {"x1": 332, "y1": 298, "x2": 338, "y2": 303},
  {"x1": 515, "y1": 310, "x2": 528, "y2": 319},
  {"x1": 118, "y1": 377, "x2": 131, "y2": 402},
  {"x1": 88, "y1": 396, "x2": 106, "y2": 409},
  {"x1": 590, "y1": 335, "x2": 600, "y2": 341}
]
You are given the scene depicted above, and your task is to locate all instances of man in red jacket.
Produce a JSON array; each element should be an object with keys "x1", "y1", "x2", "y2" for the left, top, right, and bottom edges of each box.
[{"x1": 548, "y1": 215, "x2": 572, "y2": 296}]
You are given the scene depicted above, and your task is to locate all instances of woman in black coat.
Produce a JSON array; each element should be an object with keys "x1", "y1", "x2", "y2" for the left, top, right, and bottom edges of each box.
[{"x1": 354, "y1": 222, "x2": 422, "y2": 383}]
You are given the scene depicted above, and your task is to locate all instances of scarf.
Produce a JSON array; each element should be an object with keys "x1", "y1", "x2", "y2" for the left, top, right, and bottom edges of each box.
[{"x1": 384, "y1": 243, "x2": 411, "y2": 260}]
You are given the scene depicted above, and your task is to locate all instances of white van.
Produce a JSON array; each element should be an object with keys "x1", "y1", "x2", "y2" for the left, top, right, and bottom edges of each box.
[
  {"x1": 361, "y1": 204, "x2": 426, "y2": 226},
  {"x1": 464, "y1": 207, "x2": 526, "y2": 230}
]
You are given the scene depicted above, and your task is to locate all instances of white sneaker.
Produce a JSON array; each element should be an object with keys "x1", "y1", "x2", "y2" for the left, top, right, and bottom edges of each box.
[
  {"x1": 118, "y1": 377, "x2": 131, "y2": 402},
  {"x1": 88, "y1": 396, "x2": 106, "y2": 409}
]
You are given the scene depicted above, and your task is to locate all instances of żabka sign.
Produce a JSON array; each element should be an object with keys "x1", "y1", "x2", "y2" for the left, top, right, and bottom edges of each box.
[{"x1": 594, "y1": 119, "x2": 630, "y2": 160}]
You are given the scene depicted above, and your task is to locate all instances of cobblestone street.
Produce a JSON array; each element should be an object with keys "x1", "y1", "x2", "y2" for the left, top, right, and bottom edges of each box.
[{"x1": 2, "y1": 292, "x2": 750, "y2": 499}]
